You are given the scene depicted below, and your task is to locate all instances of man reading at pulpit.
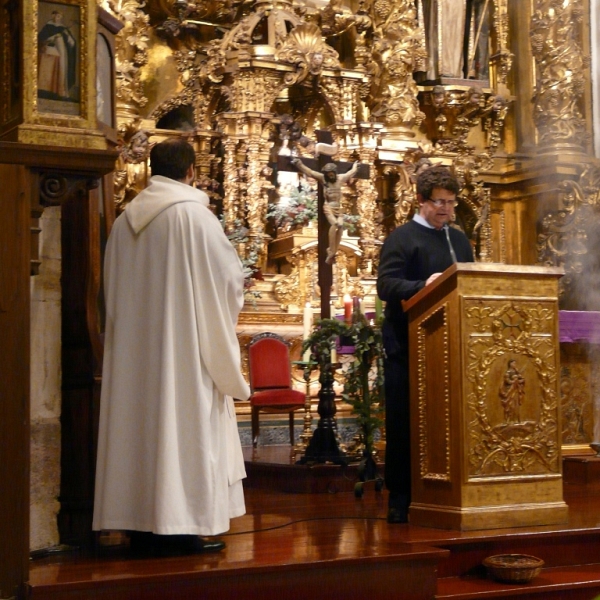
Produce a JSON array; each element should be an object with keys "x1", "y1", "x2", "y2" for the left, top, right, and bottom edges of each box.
[
  {"x1": 377, "y1": 165, "x2": 474, "y2": 523},
  {"x1": 93, "y1": 138, "x2": 250, "y2": 555}
]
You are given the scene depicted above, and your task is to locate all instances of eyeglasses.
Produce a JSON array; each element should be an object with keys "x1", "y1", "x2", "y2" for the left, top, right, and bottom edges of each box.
[{"x1": 427, "y1": 198, "x2": 458, "y2": 208}]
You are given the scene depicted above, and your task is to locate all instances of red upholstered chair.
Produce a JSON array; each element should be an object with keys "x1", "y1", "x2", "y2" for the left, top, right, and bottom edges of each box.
[{"x1": 248, "y1": 332, "x2": 306, "y2": 447}]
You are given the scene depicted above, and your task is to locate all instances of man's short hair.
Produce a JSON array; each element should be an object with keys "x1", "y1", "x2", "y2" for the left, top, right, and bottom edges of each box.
[
  {"x1": 150, "y1": 138, "x2": 195, "y2": 181},
  {"x1": 416, "y1": 165, "x2": 460, "y2": 199}
]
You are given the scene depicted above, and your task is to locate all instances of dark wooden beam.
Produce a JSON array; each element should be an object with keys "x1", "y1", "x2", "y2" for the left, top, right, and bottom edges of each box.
[
  {"x1": 0, "y1": 141, "x2": 117, "y2": 597},
  {"x1": 0, "y1": 163, "x2": 32, "y2": 600}
]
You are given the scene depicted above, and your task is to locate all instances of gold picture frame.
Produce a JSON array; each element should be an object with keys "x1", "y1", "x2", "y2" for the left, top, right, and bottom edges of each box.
[
  {"x1": 19, "y1": 0, "x2": 107, "y2": 148},
  {"x1": 37, "y1": 0, "x2": 81, "y2": 116}
]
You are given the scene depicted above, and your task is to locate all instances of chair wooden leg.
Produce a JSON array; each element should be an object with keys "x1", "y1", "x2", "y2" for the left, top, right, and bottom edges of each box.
[
  {"x1": 252, "y1": 406, "x2": 260, "y2": 447},
  {"x1": 289, "y1": 412, "x2": 295, "y2": 446}
]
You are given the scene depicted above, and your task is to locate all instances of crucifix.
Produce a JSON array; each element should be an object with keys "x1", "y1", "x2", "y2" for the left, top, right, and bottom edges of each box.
[
  {"x1": 277, "y1": 130, "x2": 370, "y2": 319},
  {"x1": 277, "y1": 130, "x2": 370, "y2": 464}
]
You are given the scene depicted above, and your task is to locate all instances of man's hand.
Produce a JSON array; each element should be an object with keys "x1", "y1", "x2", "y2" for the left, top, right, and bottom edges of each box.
[
  {"x1": 290, "y1": 157, "x2": 300, "y2": 167},
  {"x1": 426, "y1": 273, "x2": 442, "y2": 286}
]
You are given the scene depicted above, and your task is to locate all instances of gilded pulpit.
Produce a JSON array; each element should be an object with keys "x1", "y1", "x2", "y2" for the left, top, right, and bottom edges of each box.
[{"x1": 402, "y1": 262, "x2": 568, "y2": 530}]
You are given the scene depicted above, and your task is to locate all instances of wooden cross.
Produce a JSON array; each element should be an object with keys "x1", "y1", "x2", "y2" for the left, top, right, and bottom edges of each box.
[{"x1": 276, "y1": 130, "x2": 370, "y2": 319}]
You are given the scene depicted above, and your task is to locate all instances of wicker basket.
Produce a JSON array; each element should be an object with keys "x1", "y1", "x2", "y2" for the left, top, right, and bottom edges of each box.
[{"x1": 482, "y1": 554, "x2": 544, "y2": 584}]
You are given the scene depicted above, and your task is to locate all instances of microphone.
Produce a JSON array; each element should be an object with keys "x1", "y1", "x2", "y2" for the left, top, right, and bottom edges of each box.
[{"x1": 444, "y1": 224, "x2": 458, "y2": 263}]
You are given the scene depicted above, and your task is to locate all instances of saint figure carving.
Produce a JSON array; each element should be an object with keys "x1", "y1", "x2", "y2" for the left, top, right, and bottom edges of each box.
[
  {"x1": 114, "y1": 130, "x2": 151, "y2": 214},
  {"x1": 499, "y1": 359, "x2": 525, "y2": 424}
]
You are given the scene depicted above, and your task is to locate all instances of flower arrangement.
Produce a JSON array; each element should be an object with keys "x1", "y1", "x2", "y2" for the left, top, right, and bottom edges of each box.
[
  {"x1": 267, "y1": 180, "x2": 318, "y2": 231},
  {"x1": 268, "y1": 180, "x2": 361, "y2": 235}
]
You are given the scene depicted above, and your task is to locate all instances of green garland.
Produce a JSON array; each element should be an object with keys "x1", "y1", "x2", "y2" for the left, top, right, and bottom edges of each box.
[{"x1": 301, "y1": 315, "x2": 385, "y2": 454}]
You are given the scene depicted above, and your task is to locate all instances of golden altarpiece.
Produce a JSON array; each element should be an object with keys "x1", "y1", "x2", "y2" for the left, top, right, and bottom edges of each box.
[
  {"x1": 86, "y1": 0, "x2": 600, "y2": 455},
  {"x1": 2, "y1": 0, "x2": 600, "y2": 591}
]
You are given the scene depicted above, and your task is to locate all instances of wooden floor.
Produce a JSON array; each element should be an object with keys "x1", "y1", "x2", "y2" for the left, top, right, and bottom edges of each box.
[{"x1": 27, "y1": 448, "x2": 600, "y2": 600}]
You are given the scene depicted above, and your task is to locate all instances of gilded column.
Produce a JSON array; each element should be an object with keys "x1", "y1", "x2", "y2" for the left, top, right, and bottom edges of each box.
[
  {"x1": 490, "y1": 0, "x2": 513, "y2": 85},
  {"x1": 355, "y1": 127, "x2": 380, "y2": 275},
  {"x1": 367, "y1": 0, "x2": 427, "y2": 136},
  {"x1": 244, "y1": 116, "x2": 273, "y2": 271},
  {"x1": 530, "y1": 0, "x2": 587, "y2": 153},
  {"x1": 102, "y1": 0, "x2": 149, "y2": 122},
  {"x1": 221, "y1": 134, "x2": 243, "y2": 237}
]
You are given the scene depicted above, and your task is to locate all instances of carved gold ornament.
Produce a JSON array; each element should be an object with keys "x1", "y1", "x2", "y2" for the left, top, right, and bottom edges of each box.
[
  {"x1": 277, "y1": 23, "x2": 340, "y2": 86},
  {"x1": 465, "y1": 300, "x2": 560, "y2": 478},
  {"x1": 537, "y1": 164, "x2": 600, "y2": 306},
  {"x1": 530, "y1": 0, "x2": 588, "y2": 151}
]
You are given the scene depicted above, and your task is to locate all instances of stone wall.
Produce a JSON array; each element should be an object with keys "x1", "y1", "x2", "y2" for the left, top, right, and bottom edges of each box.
[{"x1": 30, "y1": 206, "x2": 62, "y2": 551}]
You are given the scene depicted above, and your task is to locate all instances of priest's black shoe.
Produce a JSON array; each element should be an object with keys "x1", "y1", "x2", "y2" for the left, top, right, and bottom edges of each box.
[
  {"x1": 181, "y1": 536, "x2": 226, "y2": 554},
  {"x1": 129, "y1": 532, "x2": 225, "y2": 556},
  {"x1": 387, "y1": 507, "x2": 408, "y2": 524}
]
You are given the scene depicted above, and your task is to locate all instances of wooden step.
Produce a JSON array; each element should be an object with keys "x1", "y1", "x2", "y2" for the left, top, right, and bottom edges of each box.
[
  {"x1": 28, "y1": 542, "x2": 447, "y2": 600},
  {"x1": 28, "y1": 455, "x2": 600, "y2": 600},
  {"x1": 437, "y1": 563, "x2": 600, "y2": 599},
  {"x1": 433, "y1": 528, "x2": 600, "y2": 579}
]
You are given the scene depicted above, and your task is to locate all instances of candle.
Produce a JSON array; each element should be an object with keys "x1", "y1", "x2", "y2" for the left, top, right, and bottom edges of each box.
[
  {"x1": 330, "y1": 343, "x2": 337, "y2": 364},
  {"x1": 303, "y1": 302, "x2": 312, "y2": 339},
  {"x1": 303, "y1": 302, "x2": 312, "y2": 362},
  {"x1": 343, "y1": 294, "x2": 352, "y2": 323}
]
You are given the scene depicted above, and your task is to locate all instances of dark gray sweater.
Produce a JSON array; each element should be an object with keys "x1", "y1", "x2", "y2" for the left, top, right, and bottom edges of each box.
[{"x1": 377, "y1": 219, "x2": 474, "y2": 355}]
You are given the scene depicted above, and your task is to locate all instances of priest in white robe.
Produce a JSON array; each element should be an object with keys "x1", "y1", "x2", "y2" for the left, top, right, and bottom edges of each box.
[{"x1": 93, "y1": 138, "x2": 250, "y2": 554}]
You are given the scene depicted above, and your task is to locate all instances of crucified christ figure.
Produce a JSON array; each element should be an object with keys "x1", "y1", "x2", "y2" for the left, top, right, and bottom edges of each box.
[{"x1": 290, "y1": 157, "x2": 359, "y2": 264}]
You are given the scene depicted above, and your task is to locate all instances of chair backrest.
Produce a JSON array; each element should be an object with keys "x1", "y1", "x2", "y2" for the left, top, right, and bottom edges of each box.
[{"x1": 248, "y1": 333, "x2": 292, "y2": 391}]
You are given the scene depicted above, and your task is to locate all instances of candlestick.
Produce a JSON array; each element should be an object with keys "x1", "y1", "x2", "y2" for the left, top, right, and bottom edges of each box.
[
  {"x1": 343, "y1": 294, "x2": 352, "y2": 324},
  {"x1": 303, "y1": 302, "x2": 312, "y2": 361}
]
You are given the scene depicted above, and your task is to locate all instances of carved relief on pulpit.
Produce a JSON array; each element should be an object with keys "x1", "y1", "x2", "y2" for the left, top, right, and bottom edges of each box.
[
  {"x1": 464, "y1": 300, "x2": 560, "y2": 478},
  {"x1": 499, "y1": 360, "x2": 525, "y2": 424}
]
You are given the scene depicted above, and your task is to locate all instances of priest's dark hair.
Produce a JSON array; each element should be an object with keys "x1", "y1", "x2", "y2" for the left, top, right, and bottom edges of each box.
[
  {"x1": 416, "y1": 164, "x2": 460, "y2": 200},
  {"x1": 150, "y1": 138, "x2": 195, "y2": 181}
]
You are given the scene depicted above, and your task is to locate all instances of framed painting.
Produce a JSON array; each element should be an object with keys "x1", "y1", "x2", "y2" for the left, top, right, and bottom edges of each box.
[
  {"x1": 10, "y1": 0, "x2": 110, "y2": 148},
  {"x1": 37, "y1": 0, "x2": 81, "y2": 116}
]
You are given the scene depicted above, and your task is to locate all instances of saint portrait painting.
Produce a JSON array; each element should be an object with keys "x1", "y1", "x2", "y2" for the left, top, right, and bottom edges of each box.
[{"x1": 37, "y1": 1, "x2": 80, "y2": 115}]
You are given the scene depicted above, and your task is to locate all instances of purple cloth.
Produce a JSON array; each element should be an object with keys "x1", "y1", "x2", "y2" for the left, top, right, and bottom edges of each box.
[
  {"x1": 334, "y1": 312, "x2": 376, "y2": 354},
  {"x1": 559, "y1": 311, "x2": 600, "y2": 344}
]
